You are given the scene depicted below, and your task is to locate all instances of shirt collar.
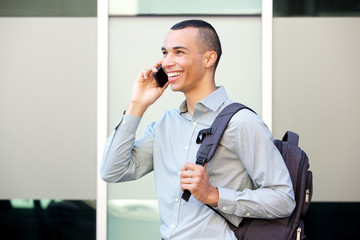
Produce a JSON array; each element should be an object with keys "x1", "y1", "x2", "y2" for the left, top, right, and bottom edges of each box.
[{"x1": 179, "y1": 86, "x2": 229, "y2": 114}]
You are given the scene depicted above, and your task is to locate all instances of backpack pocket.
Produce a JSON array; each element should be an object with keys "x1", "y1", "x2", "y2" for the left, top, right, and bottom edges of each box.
[
  {"x1": 301, "y1": 170, "x2": 313, "y2": 215},
  {"x1": 296, "y1": 219, "x2": 305, "y2": 240},
  {"x1": 243, "y1": 219, "x2": 291, "y2": 240}
]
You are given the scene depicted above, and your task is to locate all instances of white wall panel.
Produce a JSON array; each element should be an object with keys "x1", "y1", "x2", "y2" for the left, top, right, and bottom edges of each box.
[
  {"x1": 0, "y1": 18, "x2": 97, "y2": 199},
  {"x1": 273, "y1": 18, "x2": 360, "y2": 201}
]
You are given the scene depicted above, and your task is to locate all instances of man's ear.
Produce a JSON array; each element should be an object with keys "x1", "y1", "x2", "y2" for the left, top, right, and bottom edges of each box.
[{"x1": 204, "y1": 50, "x2": 217, "y2": 69}]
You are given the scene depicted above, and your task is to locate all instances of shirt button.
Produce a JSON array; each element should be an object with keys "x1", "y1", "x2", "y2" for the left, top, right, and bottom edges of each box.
[
  {"x1": 184, "y1": 146, "x2": 188, "y2": 150},
  {"x1": 175, "y1": 198, "x2": 179, "y2": 202},
  {"x1": 222, "y1": 206, "x2": 227, "y2": 211},
  {"x1": 192, "y1": 122, "x2": 197, "y2": 126},
  {"x1": 122, "y1": 120, "x2": 127, "y2": 125},
  {"x1": 246, "y1": 213, "x2": 250, "y2": 217},
  {"x1": 171, "y1": 224, "x2": 175, "y2": 228}
]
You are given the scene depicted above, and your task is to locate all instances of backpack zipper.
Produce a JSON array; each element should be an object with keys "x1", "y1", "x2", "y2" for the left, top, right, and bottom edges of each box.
[
  {"x1": 296, "y1": 227, "x2": 301, "y2": 240},
  {"x1": 305, "y1": 189, "x2": 310, "y2": 203}
]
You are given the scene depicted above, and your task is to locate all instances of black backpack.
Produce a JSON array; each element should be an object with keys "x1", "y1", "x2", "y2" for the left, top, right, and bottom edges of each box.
[{"x1": 182, "y1": 103, "x2": 313, "y2": 240}]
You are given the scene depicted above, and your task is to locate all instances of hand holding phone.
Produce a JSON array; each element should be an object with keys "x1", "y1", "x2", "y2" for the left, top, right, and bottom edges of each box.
[{"x1": 153, "y1": 65, "x2": 168, "y2": 87}]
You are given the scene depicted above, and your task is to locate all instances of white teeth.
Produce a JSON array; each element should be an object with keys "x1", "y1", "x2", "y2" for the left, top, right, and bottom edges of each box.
[{"x1": 167, "y1": 72, "x2": 181, "y2": 78}]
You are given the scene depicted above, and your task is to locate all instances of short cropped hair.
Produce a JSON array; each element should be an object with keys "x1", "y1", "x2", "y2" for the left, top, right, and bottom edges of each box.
[{"x1": 171, "y1": 19, "x2": 222, "y2": 69}]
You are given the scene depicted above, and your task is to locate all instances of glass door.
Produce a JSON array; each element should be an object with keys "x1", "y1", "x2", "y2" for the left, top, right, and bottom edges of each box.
[{"x1": 106, "y1": 2, "x2": 263, "y2": 239}]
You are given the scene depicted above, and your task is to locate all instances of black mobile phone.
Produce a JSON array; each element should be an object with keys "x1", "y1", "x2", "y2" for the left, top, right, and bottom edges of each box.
[{"x1": 153, "y1": 65, "x2": 168, "y2": 87}]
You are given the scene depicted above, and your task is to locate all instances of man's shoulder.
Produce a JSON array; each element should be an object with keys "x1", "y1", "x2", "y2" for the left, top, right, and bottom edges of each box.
[
  {"x1": 160, "y1": 108, "x2": 180, "y2": 119},
  {"x1": 154, "y1": 108, "x2": 181, "y2": 126},
  {"x1": 230, "y1": 107, "x2": 260, "y2": 123},
  {"x1": 220, "y1": 106, "x2": 273, "y2": 148},
  {"x1": 226, "y1": 107, "x2": 267, "y2": 133}
]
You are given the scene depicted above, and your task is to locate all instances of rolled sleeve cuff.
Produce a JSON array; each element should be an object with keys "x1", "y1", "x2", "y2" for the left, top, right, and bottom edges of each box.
[
  {"x1": 217, "y1": 187, "x2": 237, "y2": 214},
  {"x1": 115, "y1": 114, "x2": 141, "y2": 133}
]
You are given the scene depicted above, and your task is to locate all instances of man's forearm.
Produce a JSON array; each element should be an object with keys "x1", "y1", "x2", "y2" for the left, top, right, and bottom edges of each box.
[
  {"x1": 126, "y1": 101, "x2": 148, "y2": 117},
  {"x1": 100, "y1": 115, "x2": 143, "y2": 182}
]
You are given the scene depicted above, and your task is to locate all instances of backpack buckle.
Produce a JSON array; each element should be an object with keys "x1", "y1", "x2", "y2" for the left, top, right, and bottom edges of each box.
[
  {"x1": 196, "y1": 156, "x2": 207, "y2": 166},
  {"x1": 196, "y1": 127, "x2": 215, "y2": 144}
]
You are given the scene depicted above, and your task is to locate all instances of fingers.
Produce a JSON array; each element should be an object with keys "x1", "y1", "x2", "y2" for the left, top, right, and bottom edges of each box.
[
  {"x1": 141, "y1": 68, "x2": 155, "y2": 80},
  {"x1": 181, "y1": 162, "x2": 206, "y2": 172},
  {"x1": 180, "y1": 169, "x2": 201, "y2": 180},
  {"x1": 180, "y1": 163, "x2": 207, "y2": 191},
  {"x1": 180, "y1": 163, "x2": 219, "y2": 205},
  {"x1": 180, "y1": 173, "x2": 200, "y2": 193},
  {"x1": 142, "y1": 61, "x2": 163, "y2": 80}
]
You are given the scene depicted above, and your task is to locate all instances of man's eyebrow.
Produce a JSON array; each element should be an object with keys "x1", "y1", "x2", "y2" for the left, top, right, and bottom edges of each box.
[{"x1": 161, "y1": 46, "x2": 188, "y2": 51}]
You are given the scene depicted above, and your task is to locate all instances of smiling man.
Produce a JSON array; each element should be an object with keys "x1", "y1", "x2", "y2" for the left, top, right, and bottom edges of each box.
[{"x1": 101, "y1": 20, "x2": 295, "y2": 240}]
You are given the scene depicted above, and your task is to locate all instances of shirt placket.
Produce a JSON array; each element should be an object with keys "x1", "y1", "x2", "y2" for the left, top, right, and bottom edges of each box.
[{"x1": 168, "y1": 114, "x2": 200, "y2": 239}]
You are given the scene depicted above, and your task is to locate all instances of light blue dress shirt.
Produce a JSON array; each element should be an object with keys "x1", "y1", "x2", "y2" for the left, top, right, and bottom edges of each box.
[{"x1": 101, "y1": 87, "x2": 295, "y2": 240}]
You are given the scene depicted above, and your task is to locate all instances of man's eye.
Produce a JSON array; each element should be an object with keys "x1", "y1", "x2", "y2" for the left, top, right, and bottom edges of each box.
[
  {"x1": 162, "y1": 51, "x2": 168, "y2": 56},
  {"x1": 176, "y1": 50, "x2": 184, "y2": 54}
]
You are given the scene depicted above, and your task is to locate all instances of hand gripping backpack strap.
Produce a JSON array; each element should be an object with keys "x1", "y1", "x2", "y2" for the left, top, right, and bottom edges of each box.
[{"x1": 181, "y1": 103, "x2": 255, "y2": 202}]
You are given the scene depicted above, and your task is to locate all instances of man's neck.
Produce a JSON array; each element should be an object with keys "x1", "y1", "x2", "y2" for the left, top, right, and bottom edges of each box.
[{"x1": 185, "y1": 84, "x2": 217, "y2": 116}]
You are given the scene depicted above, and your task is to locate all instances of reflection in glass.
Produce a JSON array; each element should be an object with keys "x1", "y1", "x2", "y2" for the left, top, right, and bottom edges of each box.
[
  {"x1": 0, "y1": 199, "x2": 96, "y2": 240},
  {"x1": 108, "y1": 200, "x2": 161, "y2": 239},
  {"x1": 109, "y1": 0, "x2": 261, "y2": 16},
  {"x1": 274, "y1": 0, "x2": 360, "y2": 17}
]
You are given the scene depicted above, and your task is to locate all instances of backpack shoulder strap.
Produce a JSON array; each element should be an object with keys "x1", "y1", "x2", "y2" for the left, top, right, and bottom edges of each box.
[
  {"x1": 196, "y1": 103, "x2": 255, "y2": 165},
  {"x1": 182, "y1": 102, "x2": 255, "y2": 202}
]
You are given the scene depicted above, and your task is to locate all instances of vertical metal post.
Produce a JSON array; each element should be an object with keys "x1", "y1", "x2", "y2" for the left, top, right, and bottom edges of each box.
[
  {"x1": 262, "y1": 0, "x2": 273, "y2": 131},
  {"x1": 97, "y1": 0, "x2": 108, "y2": 239}
]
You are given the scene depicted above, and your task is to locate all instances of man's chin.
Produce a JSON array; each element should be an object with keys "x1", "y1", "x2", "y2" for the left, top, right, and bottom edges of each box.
[{"x1": 169, "y1": 84, "x2": 180, "y2": 92}]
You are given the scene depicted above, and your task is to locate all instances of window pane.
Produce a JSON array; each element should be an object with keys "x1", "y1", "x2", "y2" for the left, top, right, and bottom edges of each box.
[
  {"x1": 109, "y1": 0, "x2": 261, "y2": 16},
  {"x1": 0, "y1": 17, "x2": 97, "y2": 200},
  {"x1": 274, "y1": 0, "x2": 360, "y2": 17},
  {"x1": 107, "y1": 15, "x2": 262, "y2": 240},
  {"x1": 108, "y1": 200, "x2": 161, "y2": 239},
  {"x1": 0, "y1": 199, "x2": 96, "y2": 239},
  {"x1": 0, "y1": 0, "x2": 96, "y2": 17}
]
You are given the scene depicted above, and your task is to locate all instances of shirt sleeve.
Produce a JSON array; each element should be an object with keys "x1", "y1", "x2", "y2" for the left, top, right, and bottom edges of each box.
[
  {"x1": 100, "y1": 114, "x2": 155, "y2": 183},
  {"x1": 216, "y1": 110, "x2": 296, "y2": 219}
]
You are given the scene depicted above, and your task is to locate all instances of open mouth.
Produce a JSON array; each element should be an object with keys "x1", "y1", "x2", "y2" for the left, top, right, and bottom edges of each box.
[{"x1": 167, "y1": 72, "x2": 182, "y2": 78}]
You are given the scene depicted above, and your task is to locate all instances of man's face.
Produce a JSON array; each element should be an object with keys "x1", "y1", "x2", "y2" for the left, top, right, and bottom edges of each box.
[{"x1": 161, "y1": 27, "x2": 208, "y2": 94}]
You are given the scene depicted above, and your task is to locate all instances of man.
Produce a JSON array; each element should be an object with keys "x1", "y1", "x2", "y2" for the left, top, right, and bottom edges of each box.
[{"x1": 101, "y1": 19, "x2": 295, "y2": 240}]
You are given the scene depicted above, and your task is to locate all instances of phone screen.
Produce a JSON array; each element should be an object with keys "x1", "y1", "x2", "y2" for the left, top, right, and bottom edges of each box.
[{"x1": 154, "y1": 66, "x2": 168, "y2": 87}]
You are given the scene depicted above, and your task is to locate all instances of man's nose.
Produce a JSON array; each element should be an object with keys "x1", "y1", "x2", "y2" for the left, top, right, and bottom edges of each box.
[{"x1": 162, "y1": 54, "x2": 175, "y2": 69}]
